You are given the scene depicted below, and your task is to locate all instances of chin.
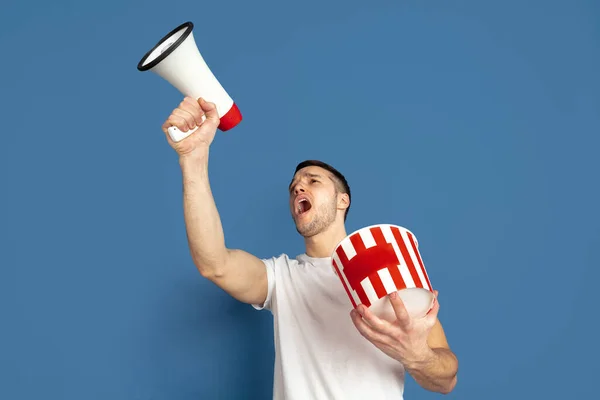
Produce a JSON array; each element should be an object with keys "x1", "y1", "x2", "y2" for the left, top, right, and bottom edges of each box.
[
  {"x1": 294, "y1": 222, "x2": 311, "y2": 237},
  {"x1": 293, "y1": 219, "x2": 311, "y2": 236},
  {"x1": 295, "y1": 219, "x2": 326, "y2": 238},
  {"x1": 297, "y1": 227, "x2": 318, "y2": 238}
]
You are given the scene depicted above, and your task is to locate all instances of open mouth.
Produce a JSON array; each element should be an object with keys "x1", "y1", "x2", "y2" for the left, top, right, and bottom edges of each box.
[{"x1": 296, "y1": 197, "x2": 312, "y2": 216}]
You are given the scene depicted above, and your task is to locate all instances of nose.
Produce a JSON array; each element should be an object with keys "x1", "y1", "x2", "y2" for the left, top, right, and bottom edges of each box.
[{"x1": 294, "y1": 185, "x2": 305, "y2": 195}]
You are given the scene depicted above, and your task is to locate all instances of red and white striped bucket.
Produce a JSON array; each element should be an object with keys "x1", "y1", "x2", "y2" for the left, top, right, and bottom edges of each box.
[{"x1": 331, "y1": 224, "x2": 435, "y2": 320}]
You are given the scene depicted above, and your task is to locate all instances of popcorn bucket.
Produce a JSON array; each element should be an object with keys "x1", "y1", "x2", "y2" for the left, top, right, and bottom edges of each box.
[{"x1": 331, "y1": 224, "x2": 435, "y2": 320}]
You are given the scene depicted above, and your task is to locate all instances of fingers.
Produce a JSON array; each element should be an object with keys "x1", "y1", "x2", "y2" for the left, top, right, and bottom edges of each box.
[
  {"x1": 172, "y1": 109, "x2": 197, "y2": 132},
  {"x1": 350, "y1": 309, "x2": 391, "y2": 345},
  {"x1": 162, "y1": 97, "x2": 211, "y2": 135},
  {"x1": 173, "y1": 96, "x2": 204, "y2": 131},
  {"x1": 355, "y1": 304, "x2": 393, "y2": 334},
  {"x1": 425, "y1": 291, "x2": 440, "y2": 322},
  {"x1": 180, "y1": 97, "x2": 206, "y2": 126},
  {"x1": 163, "y1": 113, "x2": 192, "y2": 133},
  {"x1": 161, "y1": 101, "x2": 194, "y2": 135},
  {"x1": 198, "y1": 98, "x2": 219, "y2": 123},
  {"x1": 388, "y1": 292, "x2": 411, "y2": 326}
]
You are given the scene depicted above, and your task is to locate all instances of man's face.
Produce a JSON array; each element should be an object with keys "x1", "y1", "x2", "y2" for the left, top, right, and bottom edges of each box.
[{"x1": 288, "y1": 166, "x2": 340, "y2": 237}]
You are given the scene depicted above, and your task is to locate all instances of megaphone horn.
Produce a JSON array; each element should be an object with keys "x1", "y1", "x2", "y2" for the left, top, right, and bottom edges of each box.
[{"x1": 137, "y1": 22, "x2": 242, "y2": 142}]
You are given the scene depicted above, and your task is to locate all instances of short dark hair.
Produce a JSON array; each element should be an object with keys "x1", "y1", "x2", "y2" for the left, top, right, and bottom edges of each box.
[{"x1": 294, "y1": 160, "x2": 351, "y2": 221}]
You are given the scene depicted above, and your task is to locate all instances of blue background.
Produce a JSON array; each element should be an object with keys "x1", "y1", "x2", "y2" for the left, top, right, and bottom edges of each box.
[{"x1": 1, "y1": 0, "x2": 598, "y2": 399}]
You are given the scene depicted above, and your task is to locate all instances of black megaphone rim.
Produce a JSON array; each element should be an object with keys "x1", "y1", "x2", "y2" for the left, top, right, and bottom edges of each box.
[{"x1": 137, "y1": 22, "x2": 194, "y2": 72}]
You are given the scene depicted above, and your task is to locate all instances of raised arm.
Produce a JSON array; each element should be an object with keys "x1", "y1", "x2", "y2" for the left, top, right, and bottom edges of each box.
[{"x1": 162, "y1": 97, "x2": 268, "y2": 305}]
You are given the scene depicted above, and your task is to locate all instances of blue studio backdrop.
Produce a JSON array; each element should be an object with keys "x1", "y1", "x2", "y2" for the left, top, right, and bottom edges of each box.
[{"x1": 1, "y1": 0, "x2": 599, "y2": 399}]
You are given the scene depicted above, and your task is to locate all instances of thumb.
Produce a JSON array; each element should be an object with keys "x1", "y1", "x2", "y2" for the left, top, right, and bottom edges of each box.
[{"x1": 198, "y1": 98, "x2": 220, "y2": 123}]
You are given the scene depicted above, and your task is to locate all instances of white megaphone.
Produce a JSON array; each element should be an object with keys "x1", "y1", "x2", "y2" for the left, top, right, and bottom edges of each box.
[{"x1": 137, "y1": 21, "x2": 242, "y2": 142}]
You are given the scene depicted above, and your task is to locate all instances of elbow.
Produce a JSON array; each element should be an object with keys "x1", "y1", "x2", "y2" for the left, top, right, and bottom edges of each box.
[
  {"x1": 440, "y1": 350, "x2": 458, "y2": 394},
  {"x1": 195, "y1": 261, "x2": 225, "y2": 280},
  {"x1": 197, "y1": 265, "x2": 221, "y2": 279},
  {"x1": 431, "y1": 353, "x2": 458, "y2": 395},
  {"x1": 439, "y1": 374, "x2": 458, "y2": 395},
  {"x1": 192, "y1": 252, "x2": 229, "y2": 280}
]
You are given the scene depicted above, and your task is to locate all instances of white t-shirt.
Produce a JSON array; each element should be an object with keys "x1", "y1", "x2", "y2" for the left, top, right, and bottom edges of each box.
[{"x1": 252, "y1": 253, "x2": 406, "y2": 400}]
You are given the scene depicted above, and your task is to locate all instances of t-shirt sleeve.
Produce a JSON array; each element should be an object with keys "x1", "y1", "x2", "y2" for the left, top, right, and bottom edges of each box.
[{"x1": 251, "y1": 253, "x2": 287, "y2": 312}]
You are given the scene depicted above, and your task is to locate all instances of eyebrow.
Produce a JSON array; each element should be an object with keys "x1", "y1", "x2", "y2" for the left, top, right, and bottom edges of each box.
[{"x1": 288, "y1": 173, "x2": 325, "y2": 191}]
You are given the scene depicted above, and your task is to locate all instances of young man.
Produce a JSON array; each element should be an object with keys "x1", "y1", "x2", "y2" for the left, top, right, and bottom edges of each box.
[{"x1": 162, "y1": 97, "x2": 459, "y2": 399}]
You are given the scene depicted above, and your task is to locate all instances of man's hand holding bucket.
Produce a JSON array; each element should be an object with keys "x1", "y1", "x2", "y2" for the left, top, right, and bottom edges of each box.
[{"x1": 350, "y1": 290, "x2": 458, "y2": 394}]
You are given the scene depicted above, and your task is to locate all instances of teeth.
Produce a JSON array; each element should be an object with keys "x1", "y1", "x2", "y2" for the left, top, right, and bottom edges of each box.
[{"x1": 297, "y1": 198, "x2": 307, "y2": 214}]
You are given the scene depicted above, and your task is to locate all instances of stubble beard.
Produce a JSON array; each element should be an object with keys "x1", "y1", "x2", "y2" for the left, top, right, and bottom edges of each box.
[{"x1": 295, "y1": 197, "x2": 338, "y2": 238}]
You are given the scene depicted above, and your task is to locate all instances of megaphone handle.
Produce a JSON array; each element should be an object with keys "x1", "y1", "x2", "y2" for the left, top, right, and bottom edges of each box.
[{"x1": 167, "y1": 115, "x2": 206, "y2": 142}]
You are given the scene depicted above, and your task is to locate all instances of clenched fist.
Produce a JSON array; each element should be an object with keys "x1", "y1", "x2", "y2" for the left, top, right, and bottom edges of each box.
[{"x1": 161, "y1": 97, "x2": 220, "y2": 156}]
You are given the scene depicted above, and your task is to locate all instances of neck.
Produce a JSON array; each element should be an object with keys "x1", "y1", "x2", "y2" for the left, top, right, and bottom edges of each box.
[{"x1": 304, "y1": 221, "x2": 347, "y2": 258}]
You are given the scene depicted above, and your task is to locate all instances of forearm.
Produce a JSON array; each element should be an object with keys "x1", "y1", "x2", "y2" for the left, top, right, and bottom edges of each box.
[
  {"x1": 179, "y1": 149, "x2": 228, "y2": 277},
  {"x1": 405, "y1": 347, "x2": 458, "y2": 394}
]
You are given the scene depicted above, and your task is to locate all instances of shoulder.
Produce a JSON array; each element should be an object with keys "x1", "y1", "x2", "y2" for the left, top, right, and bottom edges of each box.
[
  {"x1": 262, "y1": 253, "x2": 298, "y2": 268},
  {"x1": 253, "y1": 253, "x2": 298, "y2": 311}
]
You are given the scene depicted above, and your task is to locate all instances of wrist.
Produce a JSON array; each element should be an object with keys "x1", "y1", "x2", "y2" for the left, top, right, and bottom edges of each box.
[
  {"x1": 179, "y1": 148, "x2": 210, "y2": 183},
  {"x1": 403, "y1": 346, "x2": 437, "y2": 372},
  {"x1": 179, "y1": 146, "x2": 210, "y2": 166}
]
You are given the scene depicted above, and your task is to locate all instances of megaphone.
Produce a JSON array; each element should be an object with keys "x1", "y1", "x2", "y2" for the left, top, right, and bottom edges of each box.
[{"x1": 137, "y1": 21, "x2": 242, "y2": 142}]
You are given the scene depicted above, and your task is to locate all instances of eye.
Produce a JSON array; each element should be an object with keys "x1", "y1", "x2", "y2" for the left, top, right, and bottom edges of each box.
[{"x1": 311, "y1": 179, "x2": 319, "y2": 184}]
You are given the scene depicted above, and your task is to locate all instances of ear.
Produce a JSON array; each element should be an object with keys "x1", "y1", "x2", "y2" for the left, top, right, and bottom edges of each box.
[{"x1": 337, "y1": 192, "x2": 350, "y2": 211}]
